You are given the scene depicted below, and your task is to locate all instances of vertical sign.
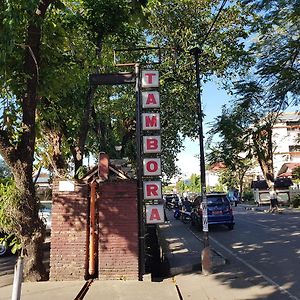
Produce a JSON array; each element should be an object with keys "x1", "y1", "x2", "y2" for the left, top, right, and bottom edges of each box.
[{"x1": 141, "y1": 70, "x2": 164, "y2": 224}]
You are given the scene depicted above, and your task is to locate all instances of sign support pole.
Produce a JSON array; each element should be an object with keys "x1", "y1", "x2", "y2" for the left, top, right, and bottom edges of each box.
[{"x1": 135, "y1": 63, "x2": 145, "y2": 280}]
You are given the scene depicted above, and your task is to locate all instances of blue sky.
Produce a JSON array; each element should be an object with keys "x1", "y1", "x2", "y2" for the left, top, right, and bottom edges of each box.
[{"x1": 176, "y1": 79, "x2": 231, "y2": 178}]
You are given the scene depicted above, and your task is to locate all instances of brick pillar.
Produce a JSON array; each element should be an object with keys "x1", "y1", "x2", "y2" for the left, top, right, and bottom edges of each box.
[
  {"x1": 98, "y1": 180, "x2": 139, "y2": 280},
  {"x1": 50, "y1": 179, "x2": 89, "y2": 280}
]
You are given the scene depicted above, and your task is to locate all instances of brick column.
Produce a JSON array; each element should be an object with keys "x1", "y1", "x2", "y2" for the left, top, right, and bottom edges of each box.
[
  {"x1": 98, "y1": 180, "x2": 139, "y2": 280},
  {"x1": 50, "y1": 180, "x2": 89, "y2": 280}
]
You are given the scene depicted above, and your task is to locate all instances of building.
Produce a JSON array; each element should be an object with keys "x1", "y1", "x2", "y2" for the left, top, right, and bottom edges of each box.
[{"x1": 273, "y1": 112, "x2": 300, "y2": 177}]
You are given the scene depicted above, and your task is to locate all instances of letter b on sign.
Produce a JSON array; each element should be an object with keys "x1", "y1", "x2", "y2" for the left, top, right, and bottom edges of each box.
[{"x1": 143, "y1": 136, "x2": 161, "y2": 153}]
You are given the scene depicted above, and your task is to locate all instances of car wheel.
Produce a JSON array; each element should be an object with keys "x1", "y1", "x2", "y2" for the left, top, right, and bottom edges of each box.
[
  {"x1": 0, "y1": 242, "x2": 8, "y2": 257},
  {"x1": 228, "y1": 224, "x2": 234, "y2": 230}
]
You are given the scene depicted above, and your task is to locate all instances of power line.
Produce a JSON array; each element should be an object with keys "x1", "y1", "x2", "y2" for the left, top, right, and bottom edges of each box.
[{"x1": 200, "y1": 0, "x2": 228, "y2": 48}]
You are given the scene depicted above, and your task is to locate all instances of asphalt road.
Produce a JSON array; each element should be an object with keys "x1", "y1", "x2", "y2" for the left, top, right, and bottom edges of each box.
[
  {"x1": 0, "y1": 239, "x2": 50, "y2": 288},
  {"x1": 190, "y1": 205, "x2": 300, "y2": 300}
]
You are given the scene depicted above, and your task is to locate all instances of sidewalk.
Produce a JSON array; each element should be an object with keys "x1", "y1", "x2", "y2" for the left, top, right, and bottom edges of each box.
[
  {"x1": 0, "y1": 280, "x2": 179, "y2": 300},
  {"x1": 157, "y1": 209, "x2": 226, "y2": 276}
]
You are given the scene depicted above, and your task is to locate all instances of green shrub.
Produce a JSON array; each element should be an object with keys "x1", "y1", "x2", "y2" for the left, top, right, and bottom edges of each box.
[
  {"x1": 0, "y1": 180, "x2": 22, "y2": 253},
  {"x1": 0, "y1": 180, "x2": 22, "y2": 233},
  {"x1": 291, "y1": 194, "x2": 300, "y2": 208},
  {"x1": 243, "y1": 189, "x2": 254, "y2": 202}
]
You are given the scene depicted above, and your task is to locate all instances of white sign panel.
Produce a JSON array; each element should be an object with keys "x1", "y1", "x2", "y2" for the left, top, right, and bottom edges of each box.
[
  {"x1": 142, "y1": 91, "x2": 160, "y2": 108},
  {"x1": 58, "y1": 180, "x2": 75, "y2": 192},
  {"x1": 142, "y1": 113, "x2": 160, "y2": 130},
  {"x1": 203, "y1": 215, "x2": 208, "y2": 232},
  {"x1": 146, "y1": 204, "x2": 164, "y2": 224},
  {"x1": 141, "y1": 70, "x2": 159, "y2": 88},
  {"x1": 143, "y1": 158, "x2": 161, "y2": 176},
  {"x1": 143, "y1": 136, "x2": 161, "y2": 153},
  {"x1": 143, "y1": 181, "x2": 162, "y2": 200}
]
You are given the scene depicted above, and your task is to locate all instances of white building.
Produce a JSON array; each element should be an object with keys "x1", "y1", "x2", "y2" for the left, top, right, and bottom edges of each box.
[{"x1": 272, "y1": 112, "x2": 300, "y2": 177}]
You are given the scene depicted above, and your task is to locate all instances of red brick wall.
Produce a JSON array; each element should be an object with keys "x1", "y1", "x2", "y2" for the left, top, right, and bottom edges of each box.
[
  {"x1": 50, "y1": 180, "x2": 89, "y2": 280},
  {"x1": 50, "y1": 179, "x2": 139, "y2": 281},
  {"x1": 98, "y1": 180, "x2": 139, "y2": 280}
]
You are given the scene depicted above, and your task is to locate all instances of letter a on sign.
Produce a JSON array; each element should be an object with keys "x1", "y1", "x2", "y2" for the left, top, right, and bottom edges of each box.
[
  {"x1": 142, "y1": 91, "x2": 160, "y2": 108},
  {"x1": 143, "y1": 181, "x2": 162, "y2": 199},
  {"x1": 146, "y1": 204, "x2": 164, "y2": 224},
  {"x1": 141, "y1": 70, "x2": 159, "y2": 88}
]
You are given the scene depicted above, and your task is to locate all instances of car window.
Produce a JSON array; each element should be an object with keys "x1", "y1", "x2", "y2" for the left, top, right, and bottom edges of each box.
[{"x1": 207, "y1": 196, "x2": 228, "y2": 206}]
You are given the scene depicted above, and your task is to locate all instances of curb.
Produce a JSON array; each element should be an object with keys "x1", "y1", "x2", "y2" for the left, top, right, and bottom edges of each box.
[{"x1": 166, "y1": 246, "x2": 227, "y2": 277}]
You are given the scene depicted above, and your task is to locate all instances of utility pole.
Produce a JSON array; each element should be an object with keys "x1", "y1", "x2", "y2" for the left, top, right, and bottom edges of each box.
[{"x1": 190, "y1": 46, "x2": 211, "y2": 275}]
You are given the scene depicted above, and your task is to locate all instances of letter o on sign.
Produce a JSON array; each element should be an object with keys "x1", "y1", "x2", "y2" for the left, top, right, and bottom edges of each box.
[{"x1": 143, "y1": 158, "x2": 161, "y2": 176}]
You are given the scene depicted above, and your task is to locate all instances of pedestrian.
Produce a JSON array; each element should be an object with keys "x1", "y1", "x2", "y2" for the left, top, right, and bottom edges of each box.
[{"x1": 269, "y1": 189, "x2": 278, "y2": 213}]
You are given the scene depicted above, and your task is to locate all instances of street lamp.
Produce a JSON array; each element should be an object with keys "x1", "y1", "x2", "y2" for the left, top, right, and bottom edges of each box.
[
  {"x1": 190, "y1": 46, "x2": 211, "y2": 275},
  {"x1": 114, "y1": 145, "x2": 122, "y2": 152}
]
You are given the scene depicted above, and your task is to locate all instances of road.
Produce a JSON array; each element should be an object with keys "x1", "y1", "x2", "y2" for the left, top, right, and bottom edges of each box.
[
  {"x1": 0, "y1": 238, "x2": 50, "y2": 288},
  {"x1": 190, "y1": 205, "x2": 300, "y2": 300}
]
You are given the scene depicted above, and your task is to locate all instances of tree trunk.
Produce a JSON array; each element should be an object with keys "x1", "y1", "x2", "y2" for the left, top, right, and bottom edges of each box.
[
  {"x1": 252, "y1": 127, "x2": 274, "y2": 188},
  {"x1": 0, "y1": 0, "x2": 52, "y2": 281},
  {"x1": 73, "y1": 87, "x2": 95, "y2": 178},
  {"x1": 10, "y1": 161, "x2": 47, "y2": 280}
]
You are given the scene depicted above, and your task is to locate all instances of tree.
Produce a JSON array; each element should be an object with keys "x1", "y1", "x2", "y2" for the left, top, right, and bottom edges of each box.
[
  {"x1": 143, "y1": 0, "x2": 253, "y2": 178},
  {"x1": 241, "y1": 0, "x2": 299, "y2": 108},
  {"x1": 0, "y1": 0, "x2": 147, "y2": 280},
  {"x1": 207, "y1": 106, "x2": 254, "y2": 198},
  {"x1": 208, "y1": 0, "x2": 299, "y2": 190},
  {"x1": 292, "y1": 166, "x2": 300, "y2": 185},
  {"x1": 0, "y1": 0, "x2": 54, "y2": 281},
  {"x1": 36, "y1": 1, "x2": 147, "y2": 178}
]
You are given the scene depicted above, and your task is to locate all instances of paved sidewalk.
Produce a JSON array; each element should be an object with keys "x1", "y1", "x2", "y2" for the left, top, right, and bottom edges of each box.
[
  {"x1": 158, "y1": 209, "x2": 226, "y2": 276},
  {"x1": 0, "y1": 280, "x2": 179, "y2": 300}
]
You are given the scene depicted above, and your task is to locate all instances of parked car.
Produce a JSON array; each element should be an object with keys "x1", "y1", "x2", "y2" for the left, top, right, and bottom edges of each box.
[
  {"x1": 38, "y1": 207, "x2": 52, "y2": 232},
  {"x1": 191, "y1": 193, "x2": 235, "y2": 230},
  {"x1": 0, "y1": 232, "x2": 14, "y2": 257},
  {"x1": 163, "y1": 194, "x2": 180, "y2": 209}
]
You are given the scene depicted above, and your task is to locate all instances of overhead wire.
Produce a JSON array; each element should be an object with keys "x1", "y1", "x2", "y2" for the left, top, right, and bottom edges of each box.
[{"x1": 199, "y1": 0, "x2": 228, "y2": 48}]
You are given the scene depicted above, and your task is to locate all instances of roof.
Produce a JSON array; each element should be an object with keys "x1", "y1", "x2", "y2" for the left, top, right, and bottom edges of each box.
[
  {"x1": 209, "y1": 162, "x2": 226, "y2": 172},
  {"x1": 277, "y1": 162, "x2": 300, "y2": 178},
  {"x1": 276, "y1": 112, "x2": 300, "y2": 123},
  {"x1": 251, "y1": 178, "x2": 293, "y2": 189}
]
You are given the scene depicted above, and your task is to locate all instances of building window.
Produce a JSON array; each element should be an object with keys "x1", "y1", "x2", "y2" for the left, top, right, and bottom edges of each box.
[
  {"x1": 289, "y1": 145, "x2": 300, "y2": 152},
  {"x1": 287, "y1": 127, "x2": 300, "y2": 132},
  {"x1": 286, "y1": 121, "x2": 300, "y2": 126}
]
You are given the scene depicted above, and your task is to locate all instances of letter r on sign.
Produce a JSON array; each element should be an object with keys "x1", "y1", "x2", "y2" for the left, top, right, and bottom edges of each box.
[{"x1": 143, "y1": 181, "x2": 162, "y2": 199}]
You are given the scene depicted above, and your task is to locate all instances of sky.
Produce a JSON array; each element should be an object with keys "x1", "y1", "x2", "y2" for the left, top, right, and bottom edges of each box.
[{"x1": 176, "y1": 79, "x2": 231, "y2": 178}]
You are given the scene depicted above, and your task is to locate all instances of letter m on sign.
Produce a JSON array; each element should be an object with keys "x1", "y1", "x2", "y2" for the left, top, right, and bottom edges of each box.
[{"x1": 142, "y1": 113, "x2": 160, "y2": 130}]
